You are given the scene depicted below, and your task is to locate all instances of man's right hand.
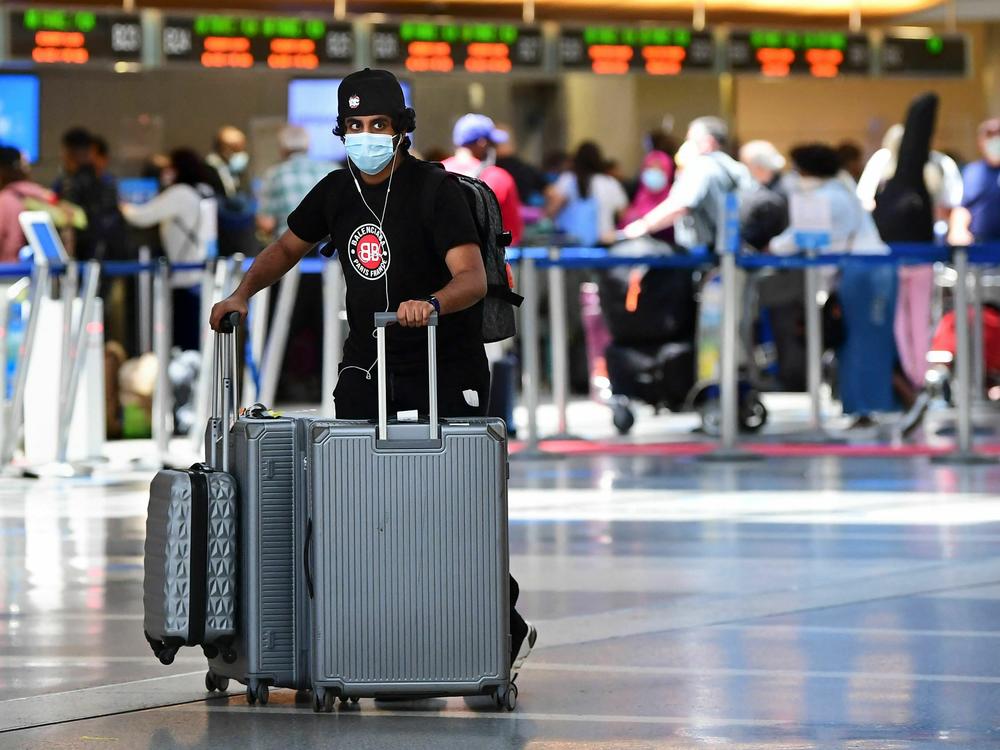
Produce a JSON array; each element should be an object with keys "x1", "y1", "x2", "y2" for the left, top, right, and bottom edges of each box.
[{"x1": 210, "y1": 294, "x2": 249, "y2": 332}]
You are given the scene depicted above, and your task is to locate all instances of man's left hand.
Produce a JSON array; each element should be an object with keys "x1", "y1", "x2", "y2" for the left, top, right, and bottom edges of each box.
[{"x1": 396, "y1": 299, "x2": 436, "y2": 327}]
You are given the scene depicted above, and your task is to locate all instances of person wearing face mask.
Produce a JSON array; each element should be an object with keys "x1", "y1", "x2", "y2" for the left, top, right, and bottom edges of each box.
[
  {"x1": 122, "y1": 148, "x2": 217, "y2": 350},
  {"x1": 442, "y1": 113, "x2": 523, "y2": 246},
  {"x1": 620, "y1": 149, "x2": 675, "y2": 244},
  {"x1": 205, "y1": 125, "x2": 256, "y2": 256},
  {"x1": 209, "y1": 69, "x2": 537, "y2": 674},
  {"x1": 622, "y1": 117, "x2": 751, "y2": 252},
  {"x1": 949, "y1": 118, "x2": 1000, "y2": 247}
]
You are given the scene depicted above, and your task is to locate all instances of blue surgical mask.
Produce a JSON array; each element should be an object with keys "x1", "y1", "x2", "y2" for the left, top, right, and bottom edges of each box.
[
  {"x1": 228, "y1": 151, "x2": 249, "y2": 174},
  {"x1": 345, "y1": 133, "x2": 398, "y2": 175},
  {"x1": 985, "y1": 136, "x2": 1000, "y2": 163},
  {"x1": 640, "y1": 167, "x2": 668, "y2": 193}
]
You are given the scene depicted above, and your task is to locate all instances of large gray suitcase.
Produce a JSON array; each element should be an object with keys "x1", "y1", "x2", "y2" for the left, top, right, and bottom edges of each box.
[
  {"x1": 143, "y1": 316, "x2": 240, "y2": 667},
  {"x1": 308, "y1": 312, "x2": 515, "y2": 712}
]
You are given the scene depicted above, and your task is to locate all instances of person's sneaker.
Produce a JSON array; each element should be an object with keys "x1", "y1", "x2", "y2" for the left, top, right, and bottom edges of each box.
[{"x1": 510, "y1": 622, "x2": 537, "y2": 675}]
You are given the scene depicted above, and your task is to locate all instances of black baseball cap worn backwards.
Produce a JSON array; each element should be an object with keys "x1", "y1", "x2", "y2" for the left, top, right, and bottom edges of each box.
[{"x1": 338, "y1": 68, "x2": 406, "y2": 120}]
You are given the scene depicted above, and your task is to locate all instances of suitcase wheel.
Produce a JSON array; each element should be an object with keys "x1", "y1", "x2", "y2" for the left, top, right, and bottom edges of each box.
[
  {"x1": 255, "y1": 683, "x2": 270, "y2": 706},
  {"x1": 351, "y1": 697, "x2": 360, "y2": 705},
  {"x1": 202, "y1": 644, "x2": 219, "y2": 660},
  {"x1": 739, "y1": 396, "x2": 768, "y2": 433},
  {"x1": 494, "y1": 683, "x2": 517, "y2": 712},
  {"x1": 205, "y1": 671, "x2": 230, "y2": 693},
  {"x1": 611, "y1": 399, "x2": 635, "y2": 436},
  {"x1": 157, "y1": 647, "x2": 177, "y2": 666},
  {"x1": 323, "y1": 691, "x2": 336, "y2": 713},
  {"x1": 311, "y1": 690, "x2": 324, "y2": 713},
  {"x1": 221, "y1": 647, "x2": 238, "y2": 664}
]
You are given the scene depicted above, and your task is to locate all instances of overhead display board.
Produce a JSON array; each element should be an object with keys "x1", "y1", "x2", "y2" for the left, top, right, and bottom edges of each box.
[
  {"x1": 880, "y1": 34, "x2": 967, "y2": 76},
  {"x1": 559, "y1": 26, "x2": 715, "y2": 75},
  {"x1": 8, "y1": 8, "x2": 143, "y2": 65},
  {"x1": 371, "y1": 22, "x2": 544, "y2": 73},
  {"x1": 161, "y1": 15, "x2": 354, "y2": 70},
  {"x1": 728, "y1": 30, "x2": 870, "y2": 77}
]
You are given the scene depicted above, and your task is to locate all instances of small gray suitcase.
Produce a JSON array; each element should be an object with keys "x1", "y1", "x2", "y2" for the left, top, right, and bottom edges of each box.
[
  {"x1": 308, "y1": 312, "x2": 515, "y2": 713},
  {"x1": 143, "y1": 317, "x2": 240, "y2": 666}
]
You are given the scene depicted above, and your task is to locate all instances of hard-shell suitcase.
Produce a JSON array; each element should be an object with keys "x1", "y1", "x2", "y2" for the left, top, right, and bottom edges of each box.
[
  {"x1": 307, "y1": 312, "x2": 516, "y2": 712},
  {"x1": 198, "y1": 316, "x2": 313, "y2": 704},
  {"x1": 206, "y1": 412, "x2": 313, "y2": 704},
  {"x1": 143, "y1": 314, "x2": 240, "y2": 666}
]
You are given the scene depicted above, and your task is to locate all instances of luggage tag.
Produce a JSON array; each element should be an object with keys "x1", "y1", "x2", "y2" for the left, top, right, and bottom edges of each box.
[{"x1": 396, "y1": 410, "x2": 419, "y2": 422}]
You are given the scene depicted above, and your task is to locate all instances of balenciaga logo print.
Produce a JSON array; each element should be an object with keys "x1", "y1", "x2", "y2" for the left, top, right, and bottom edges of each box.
[{"x1": 347, "y1": 223, "x2": 390, "y2": 280}]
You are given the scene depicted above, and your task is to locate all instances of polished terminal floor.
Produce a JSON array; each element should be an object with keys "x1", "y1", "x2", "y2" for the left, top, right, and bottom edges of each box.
[{"x1": 3, "y1": 432, "x2": 1000, "y2": 748}]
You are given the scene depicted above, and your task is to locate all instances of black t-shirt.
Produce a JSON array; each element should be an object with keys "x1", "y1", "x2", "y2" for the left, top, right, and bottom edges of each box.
[{"x1": 287, "y1": 155, "x2": 483, "y2": 370}]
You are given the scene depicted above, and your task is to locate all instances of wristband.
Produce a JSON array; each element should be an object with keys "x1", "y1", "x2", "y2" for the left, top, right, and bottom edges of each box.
[{"x1": 424, "y1": 295, "x2": 441, "y2": 314}]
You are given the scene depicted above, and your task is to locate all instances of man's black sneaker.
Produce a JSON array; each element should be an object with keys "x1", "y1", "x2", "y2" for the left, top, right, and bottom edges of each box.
[{"x1": 511, "y1": 622, "x2": 537, "y2": 675}]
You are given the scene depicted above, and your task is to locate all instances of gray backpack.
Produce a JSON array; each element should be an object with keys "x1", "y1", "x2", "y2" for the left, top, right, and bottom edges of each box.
[{"x1": 423, "y1": 162, "x2": 523, "y2": 343}]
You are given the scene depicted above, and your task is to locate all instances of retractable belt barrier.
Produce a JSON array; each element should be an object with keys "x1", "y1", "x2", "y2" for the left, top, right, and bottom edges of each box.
[{"x1": 1, "y1": 236, "x2": 998, "y2": 471}]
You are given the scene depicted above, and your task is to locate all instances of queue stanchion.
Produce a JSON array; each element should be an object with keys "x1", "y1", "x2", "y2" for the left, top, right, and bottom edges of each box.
[
  {"x1": 513, "y1": 250, "x2": 545, "y2": 459},
  {"x1": 138, "y1": 246, "x2": 153, "y2": 353},
  {"x1": 58, "y1": 262, "x2": 79, "y2": 410},
  {"x1": 258, "y1": 262, "x2": 301, "y2": 408},
  {"x1": 971, "y1": 266, "x2": 987, "y2": 405},
  {"x1": 54, "y1": 260, "x2": 102, "y2": 470},
  {"x1": 701, "y1": 193, "x2": 760, "y2": 463},
  {"x1": 546, "y1": 246, "x2": 579, "y2": 441},
  {"x1": 321, "y1": 256, "x2": 344, "y2": 417},
  {"x1": 933, "y1": 246, "x2": 997, "y2": 465},
  {"x1": 1, "y1": 264, "x2": 50, "y2": 469},
  {"x1": 152, "y1": 259, "x2": 174, "y2": 465}
]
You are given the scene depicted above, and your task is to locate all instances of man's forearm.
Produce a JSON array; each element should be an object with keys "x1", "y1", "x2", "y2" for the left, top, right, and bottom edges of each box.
[
  {"x1": 643, "y1": 201, "x2": 688, "y2": 234},
  {"x1": 233, "y1": 236, "x2": 304, "y2": 300},
  {"x1": 433, "y1": 270, "x2": 487, "y2": 315}
]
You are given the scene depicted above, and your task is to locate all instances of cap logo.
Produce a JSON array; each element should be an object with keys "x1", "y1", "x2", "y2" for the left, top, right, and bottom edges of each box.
[{"x1": 349, "y1": 95, "x2": 360, "y2": 109}]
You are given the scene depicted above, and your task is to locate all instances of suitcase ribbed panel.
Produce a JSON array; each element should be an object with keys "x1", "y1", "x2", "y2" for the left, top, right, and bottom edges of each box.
[
  {"x1": 312, "y1": 426, "x2": 506, "y2": 690},
  {"x1": 256, "y1": 427, "x2": 296, "y2": 672}
]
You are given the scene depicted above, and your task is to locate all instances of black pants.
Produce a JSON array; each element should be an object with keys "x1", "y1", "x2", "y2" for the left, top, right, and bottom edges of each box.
[{"x1": 333, "y1": 351, "x2": 528, "y2": 659}]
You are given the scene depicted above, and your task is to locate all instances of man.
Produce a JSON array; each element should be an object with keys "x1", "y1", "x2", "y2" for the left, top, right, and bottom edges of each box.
[
  {"x1": 206, "y1": 125, "x2": 256, "y2": 257},
  {"x1": 738, "y1": 140, "x2": 789, "y2": 252},
  {"x1": 205, "y1": 125, "x2": 249, "y2": 200},
  {"x1": 950, "y1": 118, "x2": 1000, "y2": 246},
  {"x1": 258, "y1": 125, "x2": 336, "y2": 243},
  {"x1": 442, "y1": 113, "x2": 523, "y2": 245},
  {"x1": 209, "y1": 69, "x2": 536, "y2": 673},
  {"x1": 623, "y1": 116, "x2": 750, "y2": 251},
  {"x1": 55, "y1": 127, "x2": 126, "y2": 261}
]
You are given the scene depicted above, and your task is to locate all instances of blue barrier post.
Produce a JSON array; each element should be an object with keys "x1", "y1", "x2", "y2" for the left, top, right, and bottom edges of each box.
[
  {"x1": 702, "y1": 193, "x2": 760, "y2": 462},
  {"x1": 546, "y1": 244, "x2": 578, "y2": 440},
  {"x1": 933, "y1": 247, "x2": 997, "y2": 465},
  {"x1": 514, "y1": 251, "x2": 544, "y2": 458}
]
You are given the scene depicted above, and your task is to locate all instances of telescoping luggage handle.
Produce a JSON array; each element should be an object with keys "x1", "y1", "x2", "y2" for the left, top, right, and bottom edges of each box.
[
  {"x1": 211, "y1": 311, "x2": 241, "y2": 471},
  {"x1": 374, "y1": 311, "x2": 438, "y2": 442}
]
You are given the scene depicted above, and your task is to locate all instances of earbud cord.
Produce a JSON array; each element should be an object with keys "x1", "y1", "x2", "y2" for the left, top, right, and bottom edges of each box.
[{"x1": 340, "y1": 139, "x2": 400, "y2": 381}]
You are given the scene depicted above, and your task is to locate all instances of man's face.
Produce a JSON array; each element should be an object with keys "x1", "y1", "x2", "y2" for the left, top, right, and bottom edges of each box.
[
  {"x1": 344, "y1": 114, "x2": 397, "y2": 137},
  {"x1": 685, "y1": 125, "x2": 716, "y2": 156}
]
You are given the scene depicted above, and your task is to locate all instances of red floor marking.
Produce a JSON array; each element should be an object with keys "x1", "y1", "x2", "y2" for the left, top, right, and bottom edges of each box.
[{"x1": 509, "y1": 440, "x2": 1000, "y2": 458}]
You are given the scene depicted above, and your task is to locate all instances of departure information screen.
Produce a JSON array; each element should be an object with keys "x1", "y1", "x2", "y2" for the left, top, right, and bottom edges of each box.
[
  {"x1": 9, "y1": 8, "x2": 143, "y2": 65},
  {"x1": 728, "y1": 30, "x2": 870, "y2": 77},
  {"x1": 162, "y1": 15, "x2": 354, "y2": 69},
  {"x1": 881, "y1": 34, "x2": 968, "y2": 76},
  {"x1": 558, "y1": 26, "x2": 715, "y2": 75},
  {"x1": 371, "y1": 22, "x2": 543, "y2": 73}
]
